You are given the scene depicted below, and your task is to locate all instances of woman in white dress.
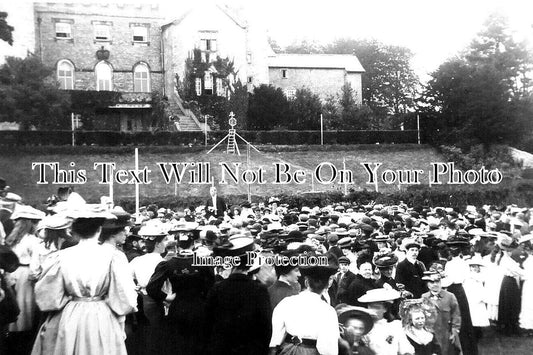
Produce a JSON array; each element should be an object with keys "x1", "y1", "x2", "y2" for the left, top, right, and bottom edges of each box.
[{"x1": 32, "y1": 206, "x2": 137, "y2": 355}]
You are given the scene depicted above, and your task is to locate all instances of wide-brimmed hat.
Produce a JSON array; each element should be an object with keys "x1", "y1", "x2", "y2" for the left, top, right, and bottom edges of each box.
[
  {"x1": 373, "y1": 252, "x2": 398, "y2": 268},
  {"x1": 336, "y1": 304, "x2": 375, "y2": 334},
  {"x1": 358, "y1": 288, "x2": 401, "y2": 303},
  {"x1": 10, "y1": 205, "x2": 45, "y2": 221},
  {"x1": 299, "y1": 253, "x2": 338, "y2": 280},
  {"x1": 402, "y1": 238, "x2": 421, "y2": 250},
  {"x1": 39, "y1": 214, "x2": 72, "y2": 230},
  {"x1": 446, "y1": 235, "x2": 470, "y2": 247},
  {"x1": 499, "y1": 235, "x2": 518, "y2": 250},
  {"x1": 467, "y1": 255, "x2": 485, "y2": 267},
  {"x1": 518, "y1": 234, "x2": 533, "y2": 244},
  {"x1": 422, "y1": 270, "x2": 442, "y2": 282},
  {"x1": 138, "y1": 225, "x2": 167, "y2": 239},
  {"x1": 102, "y1": 207, "x2": 133, "y2": 230},
  {"x1": 213, "y1": 235, "x2": 256, "y2": 257}
]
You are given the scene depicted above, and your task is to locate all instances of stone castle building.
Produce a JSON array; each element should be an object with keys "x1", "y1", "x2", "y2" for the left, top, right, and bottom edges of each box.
[{"x1": 4, "y1": 2, "x2": 364, "y2": 131}]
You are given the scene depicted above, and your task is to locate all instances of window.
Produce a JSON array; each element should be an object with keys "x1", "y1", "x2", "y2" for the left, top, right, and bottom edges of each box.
[
  {"x1": 204, "y1": 73, "x2": 213, "y2": 95},
  {"x1": 247, "y1": 76, "x2": 253, "y2": 84},
  {"x1": 55, "y1": 22, "x2": 71, "y2": 39},
  {"x1": 133, "y1": 63, "x2": 150, "y2": 92},
  {"x1": 57, "y1": 60, "x2": 74, "y2": 90},
  {"x1": 94, "y1": 24, "x2": 111, "y2": 41},
  {"x1": 247, "y1": 53, "x2": 252, "y2": 64},
  {"x1": 216, "y1": 78, "x2": 224, "y2": 96},
  {"x1": 284, "y1": 88, "x2": 296, "y2": 100},
  {"x1": 132, "y1": 26, "x2": 148, "y2": 42},
  {"x1": 95, "y1": 62, "x2": 112, "y2": 91},
  {"x1": 282, "y1": 69, "x2": 288, "y2": 79},
  {"x1": 127, "y1": 119, "x2": 133, "y2": 131},
  {"x1": 200, "y1": 39, "x2": 217, "y2": 51},
  {"x1": 195, "y1": 78, "x2": 202, "y2": 96}
]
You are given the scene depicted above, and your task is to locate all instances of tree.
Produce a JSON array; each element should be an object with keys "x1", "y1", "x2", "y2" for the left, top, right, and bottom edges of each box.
[
  {"x1": 284, "y1": 39, "x2": 323, "y2": 54},
  {"x1": 247, "y1": 85, "x2": 290, "y2": 130},
  {"x1": 423, "y1": 14, "x2": 533, "y2": 148},
  {"x1": 324, "y1": 38, "x2": 420, "y2": 116},
  {"x1": 324, "y1": 83, "x2": 377, "y2": 130},
  {"x1": 0, "y1": 55, "x2": 70, "y2": 129},
  {"x1": 0, "y1": 12, "x2": 14, "y2": 46},
  {"x1": 287, "y1": 88, "x2": 322, "y2": 129}
]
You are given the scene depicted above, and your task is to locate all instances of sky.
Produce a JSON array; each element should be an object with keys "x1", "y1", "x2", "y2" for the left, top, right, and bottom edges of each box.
[{"x1": 2, "y1": 0, "x2": 532, "y2": 80}]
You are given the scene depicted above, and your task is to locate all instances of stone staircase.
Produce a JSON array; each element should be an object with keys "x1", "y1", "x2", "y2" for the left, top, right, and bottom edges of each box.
[{"x1": 169, "y1": 91, "x2": 210, "y2": 132}]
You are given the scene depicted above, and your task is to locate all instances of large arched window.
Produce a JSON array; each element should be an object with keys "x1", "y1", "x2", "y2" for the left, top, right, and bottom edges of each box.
[
  {"x1": 133, "y1": 63, "x2": 150, "y2": 92},
  {"x1": 95, "y1": 61, "x2": 113, "y2": 91},
  {"x1": 57, "y1": 60, "x2": 74, "y2": 90}
]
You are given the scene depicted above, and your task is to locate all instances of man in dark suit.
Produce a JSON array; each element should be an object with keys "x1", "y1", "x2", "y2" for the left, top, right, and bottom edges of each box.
[
  {"x1": 335, "y1": 256, "x2": 357, "y2": 305},
  {"x1": 268, "y1": 251, "x2": 301, "y2": 310},
  {"x1": 395, "y1": 240, "x2": 427, "y2": 298},
  {"x1": 205, "y1": 238, "x2": 272, "y2": 355},
  {"x1": 205, "y1": 186, "x2": 227, "y2": 218},
  {"x1": 146, "y1": 230, "x2": 215, "y2": 355}
]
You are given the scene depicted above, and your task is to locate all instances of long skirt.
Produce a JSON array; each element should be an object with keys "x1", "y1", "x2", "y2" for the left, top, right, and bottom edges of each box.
[
  {"x1": 498, "y1": 276, "x2": 521, "y2": 335},
  {"x1": 31, "y1": 312, "x2": 61, "y2": 355},
  {"x1": 8, "y1": 266, "x2": 36, "y2": 332},
  {"x1": 278, "y1": 342, "x2": 320, "y2": 355},
  {"x1": 448, "y1": 283, "x2": 478, "y2": 355}
]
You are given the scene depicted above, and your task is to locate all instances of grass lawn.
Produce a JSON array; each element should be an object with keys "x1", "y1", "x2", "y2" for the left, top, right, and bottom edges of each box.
[{"x1": 0, "y1": 144, "x2": 515, "y2": 206}]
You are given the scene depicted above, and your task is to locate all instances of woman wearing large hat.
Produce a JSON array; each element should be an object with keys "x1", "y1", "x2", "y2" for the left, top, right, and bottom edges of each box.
[
  {"x1": 357, "y1": 288, "x2": 414, "y2": 355},
  {"x1": 269, "y1": 255, "x2": 340, "y2": 355}
]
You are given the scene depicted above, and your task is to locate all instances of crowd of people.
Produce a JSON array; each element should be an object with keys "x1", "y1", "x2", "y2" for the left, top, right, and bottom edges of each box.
[{"x1": 1, "y1": 178, "x2": 533, "y2": 355}]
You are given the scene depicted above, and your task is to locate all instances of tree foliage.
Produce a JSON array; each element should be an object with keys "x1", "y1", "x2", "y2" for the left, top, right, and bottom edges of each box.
[
  {"x1": 324, "y1": 39, "x2": 420, "y2": 116},
  {"x1": 177, "y1": 49, "x2": 247, "y2": 129},
  {"x1": 423, "y1": 14, "x2": 533, "y2": 148},
  {"x1": 287, "y1": 88, "x2": 322, "y2": 130},
  {"x1": 0, "y1": 55, "x2": 70, "y2": 129},
  {"x1": 247, "y1": 85, "x2": 290, "y2": 130},
  {"x1": 0, "y1": 12, "x2": 14, "y2": 46}
]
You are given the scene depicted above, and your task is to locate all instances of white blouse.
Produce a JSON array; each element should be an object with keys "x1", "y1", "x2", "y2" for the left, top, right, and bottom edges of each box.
[{"x1": 270, "y1": 290, "x2": 339, "y2": 355}]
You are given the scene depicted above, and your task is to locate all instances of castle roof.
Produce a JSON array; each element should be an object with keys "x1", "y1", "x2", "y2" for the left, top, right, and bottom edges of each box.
[
  {"x1": 162, "y1": 3, "x2": 246, "y2": 30},
  {"x1": 267, "y1": 54, "x2": 365, "y2": 72}
]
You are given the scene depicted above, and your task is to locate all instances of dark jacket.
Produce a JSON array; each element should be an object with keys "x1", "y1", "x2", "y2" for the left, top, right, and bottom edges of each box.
[
  {"x1": 336, "y1": 270, "x2": 357, "y2": 304},
  {"x1": 205, "y1": 273, "x2": 272, "y2": 355},
  {"x1": 346, "y1": 274, "x2": 376, "y2": 306},
  {"x1": 205, "y1": 196, "x2": 227, "y2": 218},
  {"x1": 395, "y1": 258, "x2": 427, "y2": 298},
  {"x1": 268, "y1": 280, "x2": 300, "y2": 310}
]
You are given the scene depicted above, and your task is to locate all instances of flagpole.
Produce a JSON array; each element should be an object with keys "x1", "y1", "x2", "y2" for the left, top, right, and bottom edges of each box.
[
  {"x1": 320, "y1": 114, "x2": 323, "y2": 145},
  {"x1": 135, "y1": 148, "x2": 139, "y2": 216},
  {"x1": 417, "y1": 114, "x2": 421, "y2": 144},
  {"x1": 343, "y1": 157, "x2": 347, "y2": 196}
]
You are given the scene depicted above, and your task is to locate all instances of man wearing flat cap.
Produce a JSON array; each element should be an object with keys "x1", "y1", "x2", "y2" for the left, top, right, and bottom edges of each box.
[{"x1": 336, "y1": 256, "x2": 357, "y2": 305}]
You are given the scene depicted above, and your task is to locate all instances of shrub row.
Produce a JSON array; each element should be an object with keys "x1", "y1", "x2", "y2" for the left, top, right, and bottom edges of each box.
[
  {"x1": 113, "y1": 183, "x2": 532, "y2": 213},
  {"x1": 0, "y1": 130, "x2": 418, "y2": 146}
]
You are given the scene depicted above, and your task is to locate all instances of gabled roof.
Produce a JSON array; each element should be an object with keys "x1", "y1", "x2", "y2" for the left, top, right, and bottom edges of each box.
[
  {"x1": 162, "y1": 3, "x2": 246, "y2": 31},
  {"x1": 267, "y1": 54, "x2": 365, "y2": 72}
]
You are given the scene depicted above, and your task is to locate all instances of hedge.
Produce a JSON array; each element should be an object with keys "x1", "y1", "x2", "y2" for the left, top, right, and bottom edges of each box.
[
  {"x1": 0, "y1": 130, "x2": 418, "y2": 146},
  {"x1": 112, "y1": 183, "x2": 533, "y2": 213}
]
